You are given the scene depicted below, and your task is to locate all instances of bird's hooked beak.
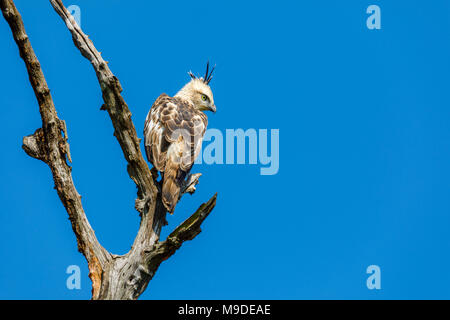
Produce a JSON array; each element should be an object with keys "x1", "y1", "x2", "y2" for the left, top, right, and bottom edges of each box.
[{"x1": 209, "y1": 104, "x2": 217, "y2": 113}]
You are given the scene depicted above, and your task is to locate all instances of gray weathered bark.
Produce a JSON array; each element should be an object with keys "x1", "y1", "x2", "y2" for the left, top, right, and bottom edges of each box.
[{"x1": 1, "y1": 0, "x2": 216, "y2": 300}]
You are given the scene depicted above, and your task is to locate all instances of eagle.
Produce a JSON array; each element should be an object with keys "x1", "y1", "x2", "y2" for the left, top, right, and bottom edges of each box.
[{"x1": 144, "y1": 63, "x2": 216, "y2": 214}]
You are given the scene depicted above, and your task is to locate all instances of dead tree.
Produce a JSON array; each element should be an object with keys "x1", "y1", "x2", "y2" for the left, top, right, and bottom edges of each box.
[{"x1": 0, "y1": 0, "x2": 217, "y2": 300}]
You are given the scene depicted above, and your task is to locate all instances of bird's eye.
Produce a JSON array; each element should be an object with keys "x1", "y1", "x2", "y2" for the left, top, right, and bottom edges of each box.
[{"x1": 201, "y1": 94, "x2": 208, "y2": 101}]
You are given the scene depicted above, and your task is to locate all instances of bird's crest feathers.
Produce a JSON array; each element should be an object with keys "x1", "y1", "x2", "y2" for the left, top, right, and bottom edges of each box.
[{"x1": 188, "y1": 61, "x2": 215, "y2": 85}]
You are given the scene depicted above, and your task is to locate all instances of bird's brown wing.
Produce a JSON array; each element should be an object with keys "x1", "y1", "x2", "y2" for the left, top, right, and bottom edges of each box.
[
  {"x1": 144, "y1": 93, "x2": 171, "y2": 171},
  {"x1": 144, "y1": 94, "x2": 207, "y2": 172}
]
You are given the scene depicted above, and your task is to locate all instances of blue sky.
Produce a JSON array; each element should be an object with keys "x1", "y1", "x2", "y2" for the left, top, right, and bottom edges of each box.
[{"x1": 1, "y1": 0, "x2": 450, "y2": 299}]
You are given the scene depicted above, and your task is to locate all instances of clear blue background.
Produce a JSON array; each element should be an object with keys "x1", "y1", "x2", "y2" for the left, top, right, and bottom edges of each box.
[{"x1": 1, "y1": 0, "x2": 450, "y2": 299}]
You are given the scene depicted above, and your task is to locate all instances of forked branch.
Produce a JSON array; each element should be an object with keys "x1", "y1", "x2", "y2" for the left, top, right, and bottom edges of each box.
[{"x1": 1, "y1": 0, "x2": 217, "y2": 300}]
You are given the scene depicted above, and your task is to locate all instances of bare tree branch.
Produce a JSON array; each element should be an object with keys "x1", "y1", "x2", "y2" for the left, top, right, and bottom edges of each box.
[
  {"x1": 1, "y1": 0, "x2": 217, "y2": 299},
  {"x1": 49, "y1": 0, "x2": 157, "y2": 207},
  {"x1": 0, "y1": 0, "x2": 111, "y2": 299}
]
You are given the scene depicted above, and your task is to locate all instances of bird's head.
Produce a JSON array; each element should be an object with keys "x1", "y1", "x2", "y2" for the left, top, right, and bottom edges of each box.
[{"x1": 175, "y1": 62, "x2": 216, "y2": 113}]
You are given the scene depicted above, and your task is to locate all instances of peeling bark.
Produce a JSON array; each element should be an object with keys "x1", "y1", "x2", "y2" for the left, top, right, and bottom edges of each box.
[{"x1": 1, "y1": 0, "x2": 217, "y2": 300}]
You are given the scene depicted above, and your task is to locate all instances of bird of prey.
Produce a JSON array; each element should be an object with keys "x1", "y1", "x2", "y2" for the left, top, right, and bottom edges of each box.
[{"x1": 144, "y1": 63, "x2": 216, "y2": 214}]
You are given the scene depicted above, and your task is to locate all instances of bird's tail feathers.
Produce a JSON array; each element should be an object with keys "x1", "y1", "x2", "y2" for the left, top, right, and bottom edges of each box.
[{"x1": 162, "y1": 159, "x2": 181, "y2": 214}]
